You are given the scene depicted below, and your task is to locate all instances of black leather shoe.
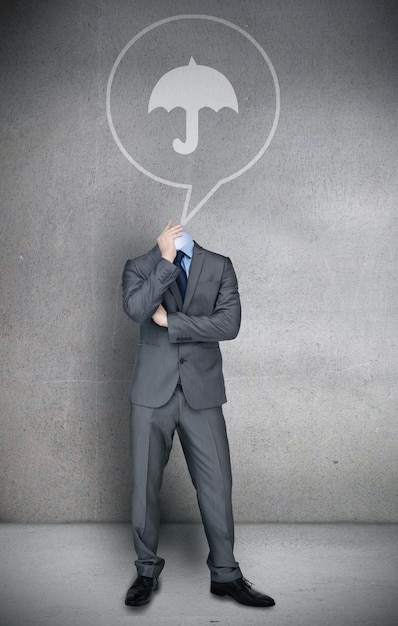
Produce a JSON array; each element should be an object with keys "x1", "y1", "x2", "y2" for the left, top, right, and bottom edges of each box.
[
  {"x1": 125, "y1": 575, "x2": 159, "y2": 606},
  {"x1": 211, "y1": 577, "x2": 275, "y2": 607}
]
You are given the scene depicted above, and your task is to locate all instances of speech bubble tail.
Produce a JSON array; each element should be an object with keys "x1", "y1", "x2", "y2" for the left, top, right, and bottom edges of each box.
[
  {"x1": 180, "y1": 186, "x2": 193, "y2": 226},
  {"x1": 180, "y1": 181, "x2": 223, "y2": 225}
]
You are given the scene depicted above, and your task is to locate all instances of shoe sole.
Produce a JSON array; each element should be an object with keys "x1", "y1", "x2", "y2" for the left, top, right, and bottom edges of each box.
[{"x1": 210, "y1": 585, "x2": 275, "y2": 607}]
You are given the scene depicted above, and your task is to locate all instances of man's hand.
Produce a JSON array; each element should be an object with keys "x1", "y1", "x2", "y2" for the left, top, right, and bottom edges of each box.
[
  {"x1": 157, "y1": 220, "x2": 182, "y2": 263},
  {"x1": 152, "y1": 304, "x2": 168, "y2": 327}
]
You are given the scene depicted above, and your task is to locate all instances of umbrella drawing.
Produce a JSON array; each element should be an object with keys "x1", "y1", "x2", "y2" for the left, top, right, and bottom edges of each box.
[{"x1": 148, "y1": 57, "x2": 239, "y2": 155}]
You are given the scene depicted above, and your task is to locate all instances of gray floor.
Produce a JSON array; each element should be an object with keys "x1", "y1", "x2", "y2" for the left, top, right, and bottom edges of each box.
[{"x1": 1, "y1": 523, "x2": 397, "y2": 626}]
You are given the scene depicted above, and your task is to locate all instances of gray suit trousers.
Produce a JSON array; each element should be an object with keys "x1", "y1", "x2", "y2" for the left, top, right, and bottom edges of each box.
[{"x1": 129, "y1": 385, "x2": 242, "y2": 582}]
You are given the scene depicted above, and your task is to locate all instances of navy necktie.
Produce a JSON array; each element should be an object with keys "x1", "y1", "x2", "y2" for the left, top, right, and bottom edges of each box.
[{"x1": 174, "y1": 250, "x2": 188, "y2": 299}]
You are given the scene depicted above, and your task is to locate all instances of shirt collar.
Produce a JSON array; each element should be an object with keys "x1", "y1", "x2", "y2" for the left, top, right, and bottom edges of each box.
[{"x1": 179, "y1": 239, "x2": 194, "y2": 259}]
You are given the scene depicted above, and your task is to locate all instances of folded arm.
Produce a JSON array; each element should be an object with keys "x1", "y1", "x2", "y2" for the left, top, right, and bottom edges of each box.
[
  {"x1": 122, "y1": 256, "x2": 179, "y2": 324},
  {"x1": 123, "y1": 221, "x2": 183, "y2": 324},
  {"x1": 167, "y1": 257, "x2": 241, "y2": 343}
]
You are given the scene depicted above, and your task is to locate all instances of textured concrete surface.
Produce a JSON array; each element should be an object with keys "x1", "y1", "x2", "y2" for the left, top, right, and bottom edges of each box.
[
  {"x1": 1, "y1": 0, "x2": 398, "y2": 522},
  {"x1": 1, "y1": 523, "x2": 398, "y2": 626}
]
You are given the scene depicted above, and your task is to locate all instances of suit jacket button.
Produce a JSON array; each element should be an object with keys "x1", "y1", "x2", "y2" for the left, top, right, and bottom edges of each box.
[{"x1": 180, "y1": 358, "x2": 186, "y2": 364}]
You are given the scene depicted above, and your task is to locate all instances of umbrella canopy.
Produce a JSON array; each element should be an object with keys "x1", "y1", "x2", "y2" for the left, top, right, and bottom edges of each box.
[{"x1": 148, "y1": 57, "x2": 239, "y2": 154}]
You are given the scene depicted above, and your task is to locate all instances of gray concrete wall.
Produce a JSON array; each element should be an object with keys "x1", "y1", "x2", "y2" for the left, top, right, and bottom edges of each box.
[{"x1": 1, "y1": 0, "x2": 397, "y2": 523}]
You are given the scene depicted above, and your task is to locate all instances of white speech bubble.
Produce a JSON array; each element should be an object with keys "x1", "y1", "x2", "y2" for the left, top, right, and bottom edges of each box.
[{"x1": 106, "y1": 15, "x2": 280, "y2": 225}]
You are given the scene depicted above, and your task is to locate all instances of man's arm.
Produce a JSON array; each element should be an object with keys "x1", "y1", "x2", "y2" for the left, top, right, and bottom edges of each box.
[
  {"x1": 122, "y1": 221, "x2": 182, "y2": 324},
  {"x1": 166, "y1": 256, "x2": 241, "y2": 343}
]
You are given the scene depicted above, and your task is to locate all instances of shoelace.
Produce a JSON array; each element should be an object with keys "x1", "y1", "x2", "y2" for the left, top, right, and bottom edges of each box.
[{"x1": 240, "y1": 576, "x2": 254, "y2": 589}]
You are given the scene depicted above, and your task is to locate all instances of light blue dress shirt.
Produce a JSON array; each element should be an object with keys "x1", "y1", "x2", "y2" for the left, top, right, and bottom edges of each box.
[{"x1": 178, "y1": 237, "x2": 194, "y2": 277}]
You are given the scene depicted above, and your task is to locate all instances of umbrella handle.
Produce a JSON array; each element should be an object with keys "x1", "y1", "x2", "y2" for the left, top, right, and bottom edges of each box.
[{"x1": 173, "y1": 108, "x2": 199, "y2": 155}]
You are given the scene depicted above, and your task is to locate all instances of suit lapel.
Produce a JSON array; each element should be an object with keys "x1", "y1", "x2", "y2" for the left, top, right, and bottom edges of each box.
[{"x1": 183, "y1": 243, "x2": 205, "y2": 313}]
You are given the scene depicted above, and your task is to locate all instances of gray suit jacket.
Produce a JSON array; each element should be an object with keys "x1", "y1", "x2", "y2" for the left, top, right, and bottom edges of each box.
[{"x1": 122, "y1": 242, "x2": 241, "y2": 409}]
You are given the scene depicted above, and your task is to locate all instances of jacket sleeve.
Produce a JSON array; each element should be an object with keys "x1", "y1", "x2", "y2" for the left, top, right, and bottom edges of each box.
[
  {"x1": 167, "y1": 257, "x2": 241, "y2": 343},
  {"x1": 122, "y1": 256, "x2": 180, "y2": 324}
]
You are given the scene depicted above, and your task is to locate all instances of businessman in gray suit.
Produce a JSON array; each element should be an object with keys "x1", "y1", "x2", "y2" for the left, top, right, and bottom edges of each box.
[{"x1": 122, "y1": 221, "x2": 275, "y2": 608}]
